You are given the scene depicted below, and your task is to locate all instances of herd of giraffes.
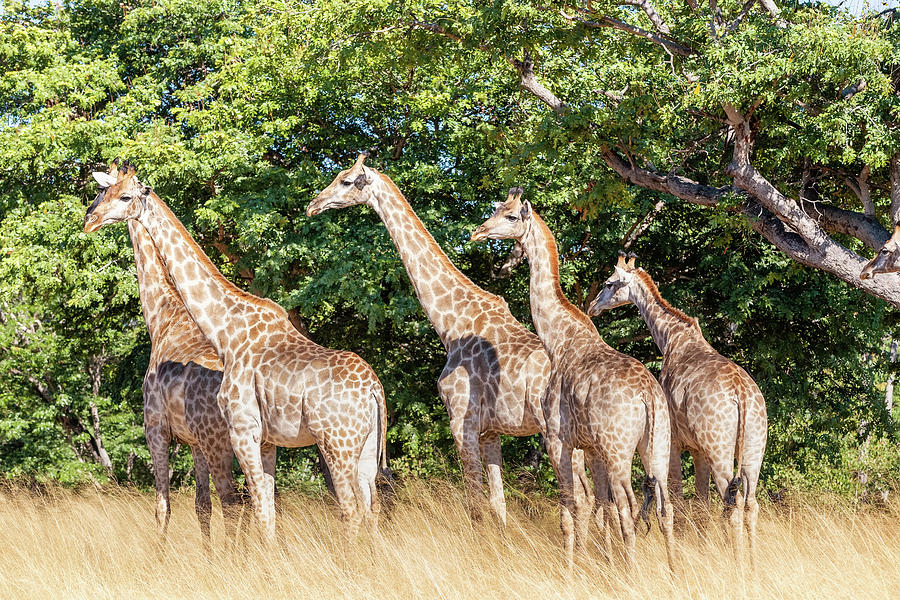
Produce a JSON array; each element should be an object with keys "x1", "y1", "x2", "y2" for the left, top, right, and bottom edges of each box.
[{"x1": 82, "y1": 152, "x2": 900, "y2": 572}]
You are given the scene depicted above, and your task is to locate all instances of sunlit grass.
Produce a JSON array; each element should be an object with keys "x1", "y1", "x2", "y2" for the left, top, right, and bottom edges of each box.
[{"x1": 0, "y1": 480, "x2": 897, "y2": 599}]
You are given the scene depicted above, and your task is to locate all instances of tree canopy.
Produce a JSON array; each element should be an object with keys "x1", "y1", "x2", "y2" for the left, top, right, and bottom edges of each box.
[{"x1": 0, "y1": 0, "x2": 897, "y2": 497}]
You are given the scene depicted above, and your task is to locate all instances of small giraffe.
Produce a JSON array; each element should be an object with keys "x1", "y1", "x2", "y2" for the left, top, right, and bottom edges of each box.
[
  {"x1": 589, "y1": 252, "x2": 768, "y2": 566},
  {"x1": 472, "y1": 189, "x2": 675, "y2": 569},
  {"x1": 307, "y1": 154, "x2": 592, "y2": 526},
  {"x1": 861, "y1": 225, "x2": 900, "y2": 279},
  {"x1": 119, "y1": 212, "x2": 242, "y2": 544},
  {"x1": 85, "y1": 162, "x2": 388, "y2": 540}
]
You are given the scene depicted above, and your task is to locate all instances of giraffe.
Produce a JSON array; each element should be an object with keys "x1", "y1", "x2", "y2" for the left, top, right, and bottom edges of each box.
[
  {"x1": 861, "y1": 224, "x2": 900, "y2": 279},
  {"x1": 306, "y1": 154, "x2": 593, "y2": 527},
  {"x1": 121, "y1": 213, "x2": 242, "y2": 544},
  {"x1": 588, "y1": 252, "x2": 768, "y2": 567},
  {"x1": 85, "y1": 162, "x2": 388, "y2": 540},
  {"x1": 471, "y1": 188, "x2": 675, "y2": 570}
]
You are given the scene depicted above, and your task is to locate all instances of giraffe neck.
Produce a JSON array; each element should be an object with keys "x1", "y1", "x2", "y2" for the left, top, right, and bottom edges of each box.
[
  {"x1": 369, "y1": 174, "x2": 500, "y2": 346},
  {"x1": 519, "y1": 212, "x2": 599, "y2": 358},
  {"x1": 128, "y1": 220, "x2": 198, "y2": 347},
  {"x1": 627, "y1": 270, "x2": 707, "y2": 357},
  {"x1": 136, "y1": 192, "x2": 287, "y2": 359}
]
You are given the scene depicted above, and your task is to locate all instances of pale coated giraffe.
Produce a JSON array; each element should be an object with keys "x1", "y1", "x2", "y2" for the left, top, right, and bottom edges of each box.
[
  {"x1": 589, "y1": 252, "x2": 768, "y2": 567},
  {"x1": 306, "y1": 154, "x2": 592, "y2": 527},
  {"x1": 85, "y1": 162, "x2": 388, "y2": 541},
  {"x1": 472, "y1": 188, "x2": 675, "y2": 570}
]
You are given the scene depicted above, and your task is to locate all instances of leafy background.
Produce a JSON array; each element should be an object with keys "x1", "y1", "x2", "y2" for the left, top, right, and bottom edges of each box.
[{"x1": 1, "y1": 0, "x2": 897, "y2": 498}]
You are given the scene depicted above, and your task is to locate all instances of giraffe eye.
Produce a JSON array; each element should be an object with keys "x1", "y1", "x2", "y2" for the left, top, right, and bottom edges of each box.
[
  {"x1": 118, "y1": 195, "x2": 132, "y2": 202},
  {"x1": 505, "y1": 215, "x2": 517, "y2": 222},
  {"x1": 340, "y1": 180, "x2": 353, "y2": 186}
]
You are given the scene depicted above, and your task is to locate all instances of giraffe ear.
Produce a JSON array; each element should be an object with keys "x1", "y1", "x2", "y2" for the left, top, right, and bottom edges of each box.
[
  {"x1": 614, "y1": 265, "x2": 630, "y2": 278},
  {"x1": 92, "y1": 171, "x2": 117, "y2": 188},
  {"x1": 520, "y1": 199, "x2": 532, "y2": 220}
]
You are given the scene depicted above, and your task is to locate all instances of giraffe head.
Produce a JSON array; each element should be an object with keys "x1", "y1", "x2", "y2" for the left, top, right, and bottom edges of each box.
[
  {"x1": 860, "y1": 225, "x2": 900, "y2": 280},
  {"x1": 470, "y1": 187, "x2": 532, "y2": 243},
  {"x1": 306, "y1": 153, "x2": 376, "y2": 216},
  {"x1": 587, "y1": 251, "x2": 638, "y2": 315},
  {"x1": 84, "y1": 161, "x2": 153, "y2": 233}
]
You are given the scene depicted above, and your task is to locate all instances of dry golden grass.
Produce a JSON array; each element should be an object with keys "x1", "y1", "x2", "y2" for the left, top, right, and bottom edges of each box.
[{"x1": 0, "y1": 480, "x2": 898, "y2": 599}]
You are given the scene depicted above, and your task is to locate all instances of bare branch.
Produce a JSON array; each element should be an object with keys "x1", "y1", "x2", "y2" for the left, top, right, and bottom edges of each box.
[
  {"x1": 724, "y1": 104, "x2": 900, "y2": 304},
  {"x1": 618, "y1": 0, "x2": 670, "y2": 34},
  {"x1": 493, "y1": 241, "x2": 527, "y2": 279},
  {"x1": 511, "y1": 52, "x2": 567, "y2": 114},
  {"x1": 509, "y1": 56, "x2": 900, "y2": 306},
  {"x1": 890, "y1": 152, "x2": 900, "y2": 225},
  {"x1": 841, "y1": 78, "x2": 868, "y2": 100},
  {"x1": 709, "y1": 0, "x2": 724, "y2": 36},
  {"x1": 560, "y1": 8, "x2": 696, "y2": 57},
  {"x1": 622, "y1": 199, "x2": 667, "y2": 248},
  {"x1": 726, "y1": 0, "x2": 756, "y2": 34},
  {"x1": 757, "y1": 0, "x2": 785, "y2": 23}
]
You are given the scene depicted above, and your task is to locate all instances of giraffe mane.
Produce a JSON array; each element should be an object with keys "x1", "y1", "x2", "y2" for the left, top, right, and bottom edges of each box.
[
  {"x1": 531, "y1": 212, "x2": 596, "y2": 330},
  {"x1": 634, "y1": 269, "x2": 698, "y2": 328},
  {"x1": 149, "y1": 191, "x2": 290, "y2": 321},
  {"x1": 376, "y1": 171, "x2": 505, "y2": 305}
]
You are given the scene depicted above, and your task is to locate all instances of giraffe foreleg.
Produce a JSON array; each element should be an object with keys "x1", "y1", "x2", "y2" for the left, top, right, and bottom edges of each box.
[
  {"x1": 221, "y1": 382, "x2": 274, "y2": 544},
  {"x1": 571, "y1": 447, "x2": 591, "y2": 553},
  {"x1": 440, "y1": 368, "x2": 488, "y2": 524},
  {"x1": 190, "y1": 446, "x2": 212, "y2": 548},
  {"x1": 261, "y1": 442, "x2": 279, "y2": 516},
  {"x1": 143, "y1": 410, "x2": 171, "y2": 540},
  {"x1": 586, "y1": 450, "x2": 613, "y2": 561},
  {"x1": 668, "y1": 443, "x2": 688, "y2": 535},
  {"x1": 545, "y1": 435, "x2": 577, "y2": 571},
  {"x1": 205, "y1": 443, "x2": 241, "y2": 545}
]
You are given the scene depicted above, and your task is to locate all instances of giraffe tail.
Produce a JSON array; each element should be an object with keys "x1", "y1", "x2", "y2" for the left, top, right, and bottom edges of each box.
[
  {"x1": 638, "y1": 390, "x2": 664, "y2": 533},
  {"x1": 373, "y1": 385, "x2": 394, "y2": 488},
  {"x1": 724, "y1": 394, "x2": 747, "y2": 511}
]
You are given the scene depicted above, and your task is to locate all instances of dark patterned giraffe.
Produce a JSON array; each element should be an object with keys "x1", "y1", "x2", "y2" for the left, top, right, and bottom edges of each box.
[
  {"x1": 589, "y1": 252, "x2": 768, "y2": 567},
  {"x1": 120, "y1": 211, "x2": 242, "y2": 544},
  {"x1": 85, "y1": 162, "x2": 387, "y2": 540},
  {"x1": 306, "y1": 154, "x2": 592, "y2": 526},
  {"x1": 471, "y1": 188, "x2": 675, "y2": 570}
]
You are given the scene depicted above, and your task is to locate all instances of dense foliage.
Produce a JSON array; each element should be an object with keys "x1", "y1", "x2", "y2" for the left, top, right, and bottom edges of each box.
[{"x1": 0, "y1": 0, "x2": 897, "y2": 498}]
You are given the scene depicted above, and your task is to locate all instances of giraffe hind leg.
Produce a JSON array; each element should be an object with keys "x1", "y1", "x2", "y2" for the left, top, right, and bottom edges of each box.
[{"x1": 480, "y1": 433, "x2": 506, "y2": 527}]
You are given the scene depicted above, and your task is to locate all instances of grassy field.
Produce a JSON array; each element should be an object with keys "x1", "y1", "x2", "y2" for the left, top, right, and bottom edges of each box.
[{"x1": 0, "y1": 480, "x2": 898, "y2": 599}]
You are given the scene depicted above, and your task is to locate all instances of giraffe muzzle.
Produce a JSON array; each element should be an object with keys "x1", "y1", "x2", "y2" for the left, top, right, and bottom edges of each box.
[
  {"x1": 470, "y1": 226, "x2": 488, "y2": 242},
  {"x1": 83, "y1": 213, "x2": 101, "y2": 233}
]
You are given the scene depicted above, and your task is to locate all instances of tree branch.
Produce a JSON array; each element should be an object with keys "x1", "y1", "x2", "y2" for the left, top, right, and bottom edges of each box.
[
  {"x1": 511, "y1": 51, "x2": 568, "y2": 113},
  {"x1": 890, "y1": 152, "x2": 900, "y2": 225},
  {"x1": 622, "y1": 199, "x2": 667, "y2": 248},
  {"x1": 560, "y1": 8, "x2": 696, "y2": 57},
  {"x1": 724, "y1": 104, "x2": 900, "y2": 305},
  {"x1": 492, "y1": 241, "x2": 527, "y2": 279},
  {"x1": 618, "y1": 0, "x2": 670, "y2": 34},
  {"x1": 510, "y1": 58, "x2": 900, "y2": 306}
]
